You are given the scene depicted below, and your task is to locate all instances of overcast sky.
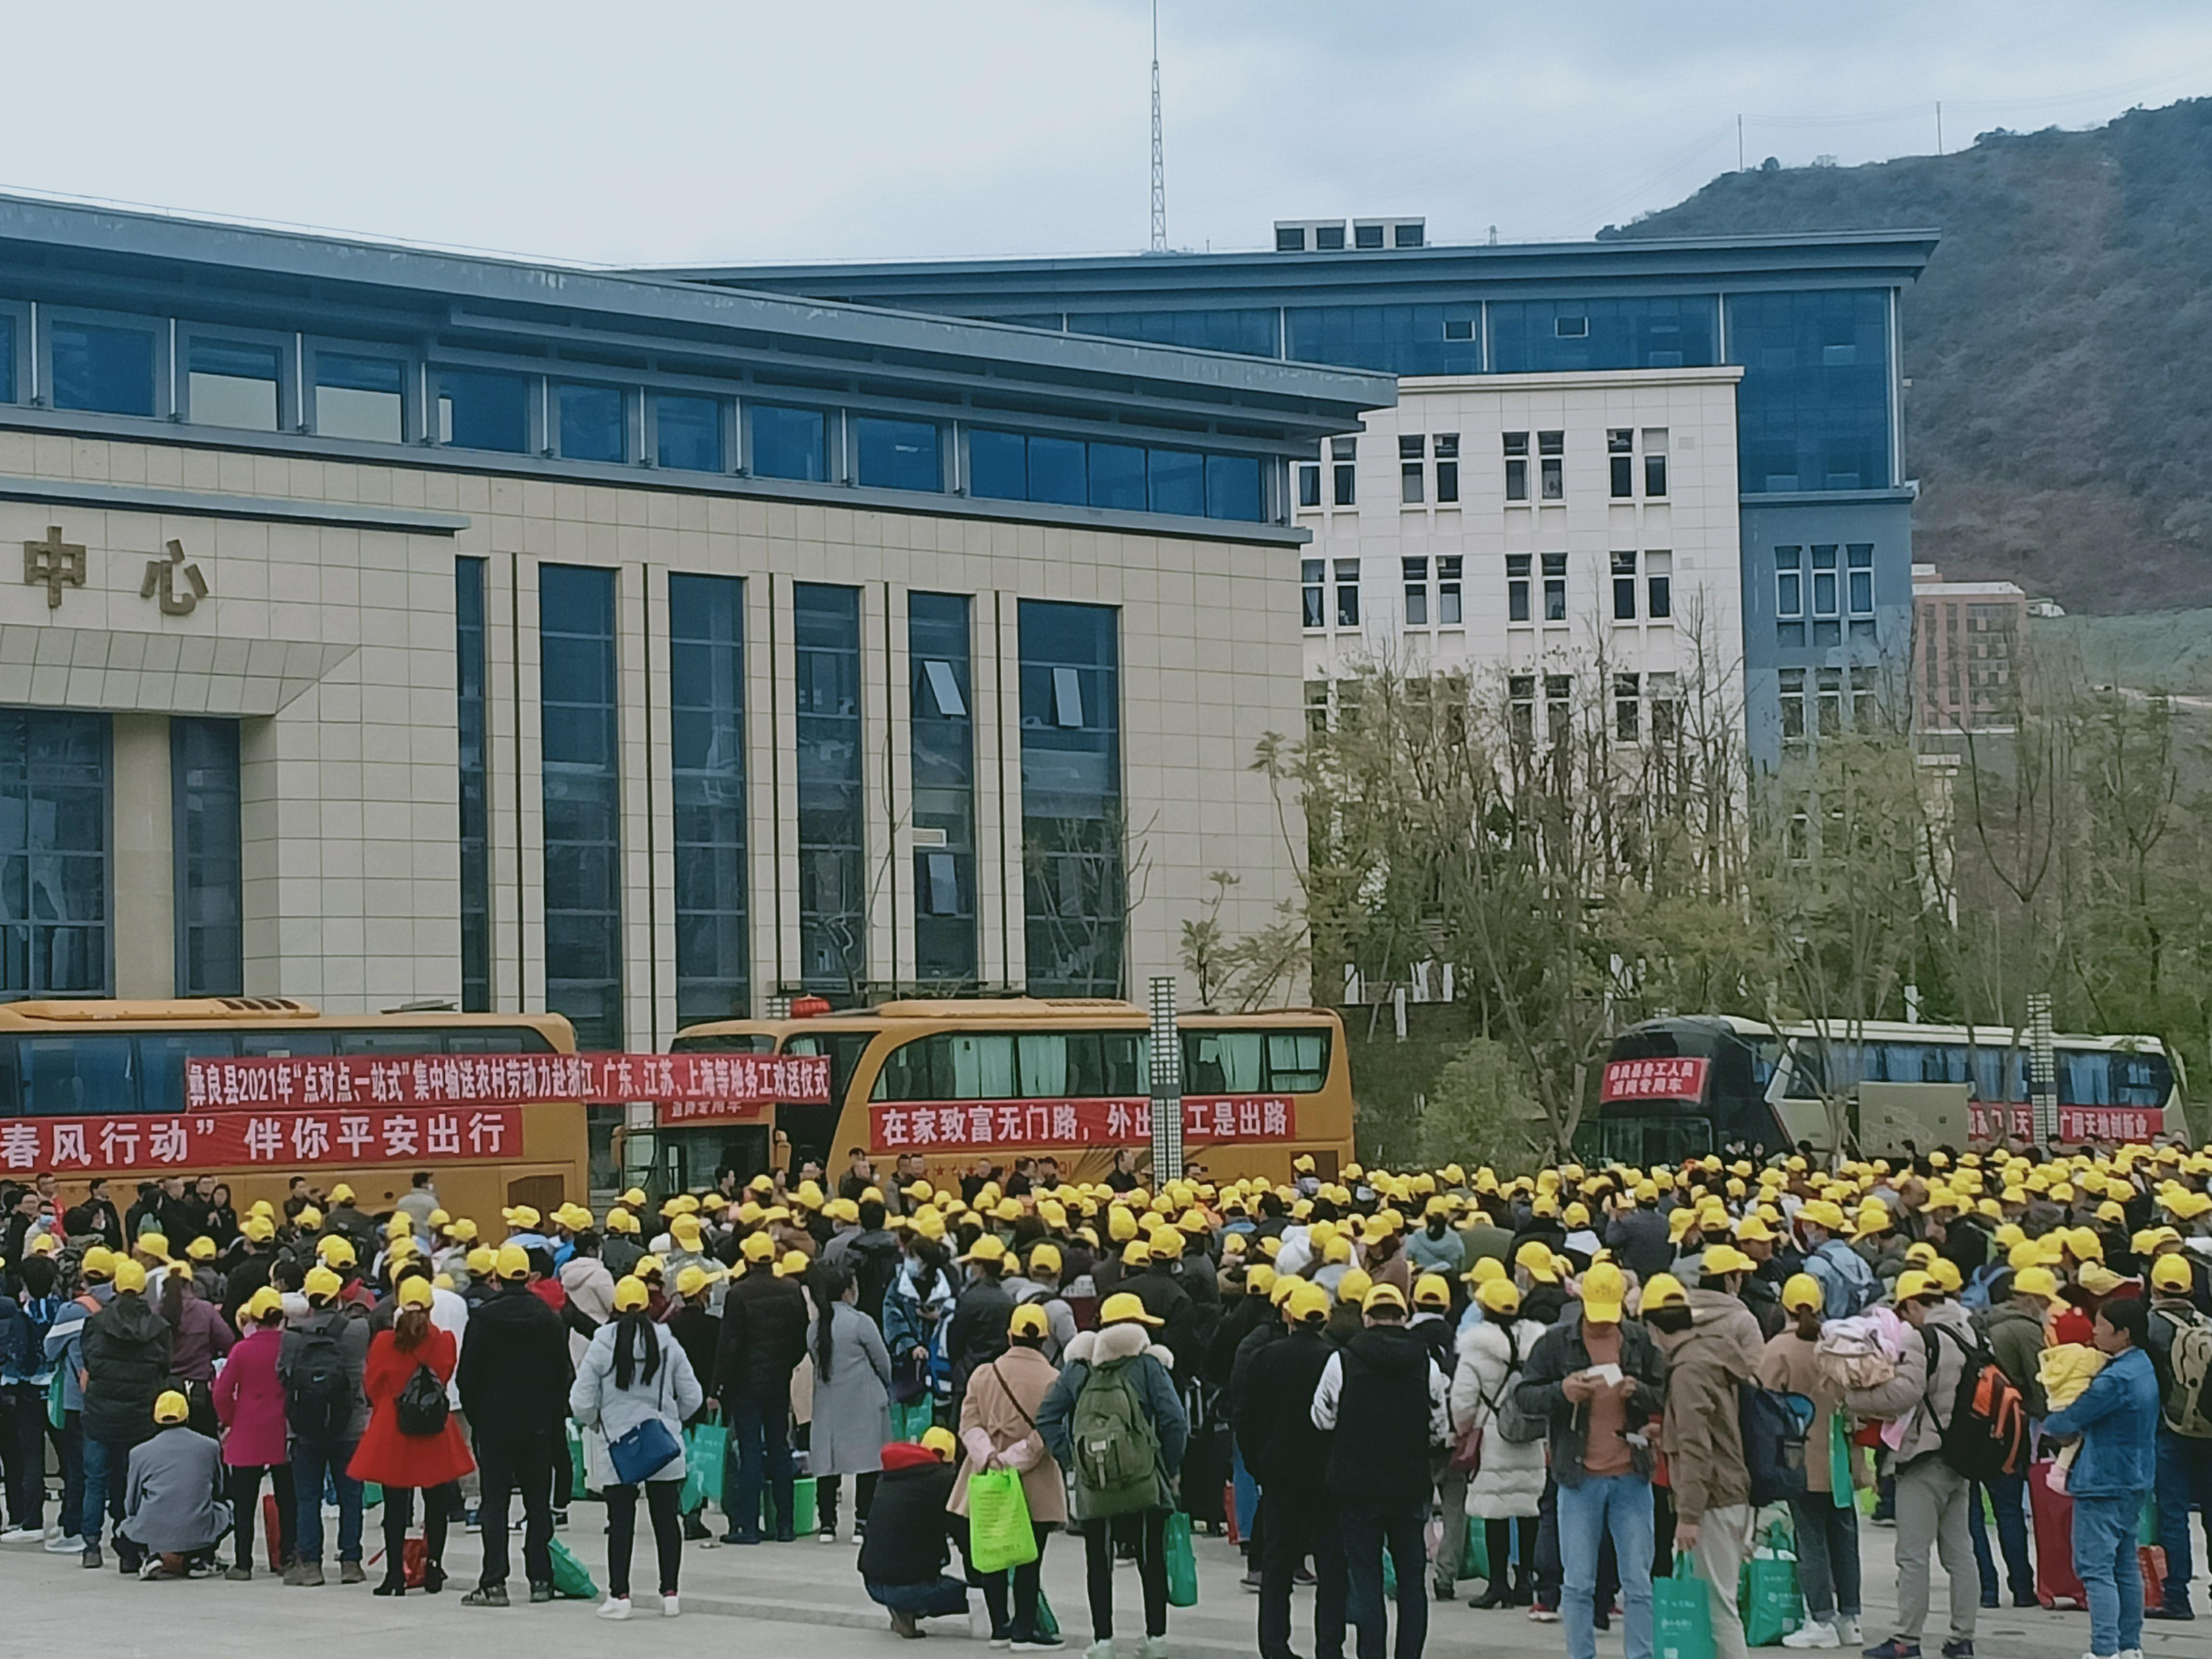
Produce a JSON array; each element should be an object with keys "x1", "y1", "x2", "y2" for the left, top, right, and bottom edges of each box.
[{"x1": 10, "y1": 0, "x2": 2212, "y2": 268}]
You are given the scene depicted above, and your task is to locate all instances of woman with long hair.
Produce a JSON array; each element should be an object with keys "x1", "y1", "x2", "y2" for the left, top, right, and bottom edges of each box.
[
  {"x1": 211, "y1": 1286, "x2": 295, "y2": 1578},
  {"x1": 348, "y1": 1276, "x2": 473, "y2": 1594},
  {"x1": 157, "y1": 1256, "x2": 234, "y2": 1439},
  {"x1": 809, "y1": 1261, "x2": 892, "y2": 1542},
  {"x1": 571, "y1": 1274, "x2": 703, "y2": 1619}
]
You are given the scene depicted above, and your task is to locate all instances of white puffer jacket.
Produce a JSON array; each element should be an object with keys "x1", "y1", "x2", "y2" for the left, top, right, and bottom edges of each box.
[{"x1": 1448, "y1": 1317, "x2": 1546, "y2": 1519}]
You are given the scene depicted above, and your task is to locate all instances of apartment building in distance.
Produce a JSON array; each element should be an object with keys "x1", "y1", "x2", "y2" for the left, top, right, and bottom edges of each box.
[
  {"x1": 657, "y1": 222, "x2": 1938, "y2": 768},
  {"x1": 1912, "y1": 563, "x2": 2030, "y2": 734}
]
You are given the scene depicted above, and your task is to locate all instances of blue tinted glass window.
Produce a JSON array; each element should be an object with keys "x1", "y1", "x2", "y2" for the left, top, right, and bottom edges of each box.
[
  {"x1": 0, "y1": 315, "x2": 13, "y2": 402},
  {"x1": 1284, "y1": 305, "x2": 1482, "y2": 375},
  {"x1": 315, "y1": 353, "x2": 405, "y2": 444},
  {"x1": 969, "y1": 430, "x2": 1026, "y2": 501},
  {"x1": 856, "y1": 417, "x2": 940, "y2": 493},
  {"x1": 1206, "y1": 455, "x2": 1263, "y2": 522},
  {"x1": 50, "y1": 322, "x2": 155, "y2": 417},
  {"x1": 539, "y1": 565, "x2": 622, "y2": 1047},
  {"x1": 1148, "y1": 448, "x2": 1204, "y2": 517},
  {"x1": 670, "y1": 573, "x2": 747, "y2": 1025},
  {"x1": 0, "y1": 710, "x2": 108, "y2": 994},
  {"x1": 655, "y1": 394, "x2": 722, "y2": 472},
  {"x1": 171, "y1": 718, "x2": 241, "y2": 997},
  {"x1": 1019, "y1": 601, "x2": 1122, "y2": 997},
  {"x1": 1089, "y1": 444, "x2": 1146, "y2": 512},
  {"x1": 1029, "y1": 436, "x2": 1086, "y2": 506},
  {"x1": 753, "y1": 404, "x2": 826, "y2": 481},
  {"x1": 557, "y1": 383, "x2": 625, "y2": 463},
  {"x1": 456, "y1": 557, "x2": 490, "y2": 1012},
  {"x1": 910, "y1": 592, "x2": 975, "y2": 986},
  {"x1": 441, "y1": 369, "x2": 530, "y2": 453},
  {"x1": 1067, "y1": 309, "x2": 1280, "y2": 356},
  {"x1": 1489, "y1": 296, "x2": 1717, "y2": 373},
  {"x1": 1728, "y1": 290, "x2": 1891, "y2": 493},
  {"x1": 794, "y1": 584, "x2": 864, "y2": 997}
]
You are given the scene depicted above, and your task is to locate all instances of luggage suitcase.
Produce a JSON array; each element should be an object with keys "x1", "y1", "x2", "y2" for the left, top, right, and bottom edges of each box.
[
  {"x1": 1181, "y1": 1417, "x2": 1231, "y2": 1531},
  {"x1": 262, "y1": 1492, "x2": 282, "y2": 1572},
  {"x1": 2029, "y1": 1461, "x2": 2084, "y2": 1609}
]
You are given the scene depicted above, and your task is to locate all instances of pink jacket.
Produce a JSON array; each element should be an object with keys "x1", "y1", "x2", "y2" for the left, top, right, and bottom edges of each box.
[{"x1": 211, "y1": 1326, "x2": 288, "y2": 1467}]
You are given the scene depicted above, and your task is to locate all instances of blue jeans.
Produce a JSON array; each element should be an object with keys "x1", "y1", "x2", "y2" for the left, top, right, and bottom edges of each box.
[
  {"x1": 289, "y1": 1436, "x2": 363, "y2": 1565},
  {"x1": 2073, "y1": 1492, "x2": 2144, "y2": 1658},
  {"x1": 868, "y1": 1575, "x2": 971, "y2": 1618},
  {"x1": 728, "y1": 1389, "x2": 793, "y2": 1537},
  {"x1": 2156, "y1": 1431, "x2": 2212, "y2": 1612},
  {"x1": 78, "y1": 1436, "x2": 131, "y2": 1548},
  {"x1": 1967, "y1": 1470, "x2": 2033, "y2": 1604},
  {"x1": 1338, "y1": 1496, "x2": 1429, "y2": 1659},
  {"x1": 1557, "y1": 1473, "x2": 1654, "y2": 1659}
]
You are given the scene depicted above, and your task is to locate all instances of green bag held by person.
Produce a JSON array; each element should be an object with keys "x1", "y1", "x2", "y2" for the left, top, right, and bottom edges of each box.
[
  {"x1": 1164, "y1": 1510, "x2": 1200, "y2": 1608},
  {"x1": 1830, "y1": 1415, "x2": 1853, "y2": 1508},
  {"x1": 1461, "y1": 1513, "x2": 1490, "y2": 1583},
  {"x1": 1034, "y1": 1587, "x2": 1059, "y2": 1641},
  {"x1": 1657, "y1": 1552, "x2": 1716, "y2": 1659},
  {"x1": 892, "y1": 1399, "x2": 934, "y2": 1442},
  {"x1": 547, "y1": 1537, "x2": 600, "y2": 1600},
  {"x1": 1739, "y1": 1522, "x2": 1802, "y2": 1647},
  {"x1": 969, "y1": 1467, "x2": 1039, "y2": 1575},
  {"x1": 685, "y1": 1421, "x2": 727, "y2": 1510}
]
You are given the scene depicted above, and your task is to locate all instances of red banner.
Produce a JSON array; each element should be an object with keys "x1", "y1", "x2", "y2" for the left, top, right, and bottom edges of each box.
[
  {"x1": 0, "y1": 1106, "x2": 524, "y2": 1175},
  {"x1": 184, "y1": 1051, "x2": 830, "y2": 1113},
  {"x1": 1600, "y1": 1057, "x2": 1709, "y2": 1103},
  {"x1": 656, "y1": 1098, "x2": 774, "y2": 1128},
  {"x1": 1968, "y1": 1103, "x2": 2163, "y2": 1142},
  {"x1": 868, "y1": 1095, "x2": 1297, "y2": 1154}
]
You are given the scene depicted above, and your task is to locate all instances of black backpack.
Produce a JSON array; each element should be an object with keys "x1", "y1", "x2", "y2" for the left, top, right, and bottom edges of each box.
[
  {"x1": 1923, "y1": 1324, "x2": 2027, "y2": 1482},
  {"x1": 395, "y1": 1362, "x2": 449, "y2": 1436},
  {"x1": 285, "y1": 1316, "x2": 353, "y2": 1439},
  {"x1": 1739, "y1": 1383, "x2": 1814, "y2": 1506}
]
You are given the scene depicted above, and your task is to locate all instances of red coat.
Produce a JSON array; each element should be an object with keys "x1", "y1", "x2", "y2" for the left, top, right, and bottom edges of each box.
[
  {"x1": 347, "y1": 1327, "x2": 475, "y2": 1489},
  {"x1": 211, "y1": 1326, "x2": 289, "y2": 1468}
]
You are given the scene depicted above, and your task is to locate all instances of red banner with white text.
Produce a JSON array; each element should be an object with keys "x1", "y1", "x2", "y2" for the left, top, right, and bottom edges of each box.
[
  {"x1": 1600, "y1": 1057, "x2": 1710, "y2": 1103},
  {"x1": 0, "y1": 1106, "x2": 525, "y2": 1175},
  {"x1": 1966, "y1": 1102, "x2": 2162, "y2": 1142},
  {"x1": 869, "y1": 1095, "x2": 1297, "y2": 1154},
  {"x1": 183, "y1": 1051, "x2": 830, "y2": 1114}
]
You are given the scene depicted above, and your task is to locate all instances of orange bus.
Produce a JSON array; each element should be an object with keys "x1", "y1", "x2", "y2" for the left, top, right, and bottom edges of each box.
[
  {"x1": 0, "y1": 998, "x2": 586, "y2": 1223},
  {"x1": 653, "y1": 998, "x2": 1354, "y2": 1191}
]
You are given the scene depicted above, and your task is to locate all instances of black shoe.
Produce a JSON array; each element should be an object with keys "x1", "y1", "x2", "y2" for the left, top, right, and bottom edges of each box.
[
  {"x1": 1595, "y1": 1611, "x2": 1611, "y2": 1633},
  {"x1": 80, "y1": 1545, "x2": 102, "y2": 1570},
  {"x1": 1940, "y1": 1641, "x2": 1973, "y2": 1659},
  {"x1": 529, "y1": 1580, "x2": 555, "y2": 1603},
  {"x1": 373, "y1": 1575, "x2": 405, "y2": 1597},
  {"x1": 2013, "y1": 1594, "x2": 2041, "y2": 1610},
  {"x1": 722, "y1": 1528, "x2": 760, "y2": 1546},
  {"x1": 462, "y1": 1584, "x2": 508, "y2": 1607},
  {"x1": 550, "y1": 1510, "x2": 568, "y2": 1529},
  {"x1": 1468, "y1": 1585, "x2": 1507, "y2": 1610},
  {"x1": 684, "y1": 1515, "x2": 710, "y2": 1541},
  {"x1": 2148, "y1": 1605, "x2": 2196, "y2": 1620},
  {"x1": 1979, "y1": 1595, "x2": 1998, "y2": 1609},
  {"x1": 774, "y1": 1526, "x2": 795, "y2": 1543},
  {"x1": 1433, "y1": 1583, "x2": 1455, "y2": 1602},
  {"x1": 422, "y1": 1563, "x2": 446, "y2": 1595}
]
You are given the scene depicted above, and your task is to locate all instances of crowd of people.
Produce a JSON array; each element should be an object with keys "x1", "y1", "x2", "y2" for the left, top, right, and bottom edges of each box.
[{"x1": 0, "y1": 1138, "x2": 2205, "y2": 1659}]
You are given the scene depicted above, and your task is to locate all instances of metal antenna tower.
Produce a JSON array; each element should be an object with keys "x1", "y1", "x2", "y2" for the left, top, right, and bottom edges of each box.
[{"x1": 1149, "y1": 0, "x2": 1166, "y2": 252}]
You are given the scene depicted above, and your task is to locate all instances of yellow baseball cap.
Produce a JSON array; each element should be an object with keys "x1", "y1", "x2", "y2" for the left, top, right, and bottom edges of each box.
[
  {"x1": 1361, "y1": 1282, "x2": 1408, "y2": 1315},
  {"x1": 330, "y1": 1184, "x2": 356, "y2": 1204},
  {"x1": 1477, "y1": 1278, "x2": 1521, "y2": 1316},
  {"x1": 674, "y1": 1264, "x2": 712, "y2": 1298},
  {"x1": 465, "y1": 1246, "x2": 497, "y2": 1277},
  {"x1": 1701, "y1": 1244, "x2": 1755, "y2": 1276},
  {"x1": 316, "y1": 1236, "x2": 357, "y2": 1269},
  {"x1": 1335, "y1": 1268, "x2": 1372, "y2": 1306},
  {"x1": 1781, "y1": 1273, "x2": 1823, "y2": 1314},
  {"x1": 185, "y1": 1236, "x2": 217, "y2": 1262},
  {"x1": 921, "y1": 1426, "x2": 959, "y2": 1462},
  {"x1": 1286, "y1": 1281, "x2": 1331, "y2": 1324},
  {"x1": 1009, "y1": 1303, "x2": 1050, "y2": 1340},
  {"x1": 135, "y1": 1233, "x2": 171, "y2": 1263},
  {"x1": 153, "y1": 1389, "x2": 190, "y2": 1426},
  {"x1": 1413, "y1": 1273, "x2": 1450, "y2": 1309},
  {"x1": 2153, "y1": 1255, "x2": 2195, "y2": 1294},
  {"x1": 1894, "y1": 1269, "x2": 1940, "y2": 1303},
  {"x1": 1641, "y1": 1272, "x2": 1688, "y2": 1312},
  {"x1": 1580, "y1": 1260, "x2": 1626, "y2": 1322},
  {"x1": 777, "y1": 1250, "x2": 811, "y2": 1277},
  {"x1": 613, "y1": 1275, "x2": 651, "y2": 1312},
  {"x1": 243, "y1": 1286, "x2": 285, "y2": 1322},
  {"x1": 961, "y1": 1236, "x2": 1009, "y2": 1266},
  {"x1": 1099, "y1": 1291, "x2": 1163, "y2": 1327},
  {"x1": 397, "y1": 1276, "x2": 433, "y2": 1310},
  {"x1": 741, "y1": 1232, "x2": 777, "y2": 1262},
  {"x1": 493, "y1": 1243, "x2": 531, "y2": 1280},
  {"x1": 112, "y1": 1259, "x2": 148, "y2": 1295},
  {"x1": 1514, "y1": 1240, "x2": 1559, "y2": 1283},
  {"x1": 303, "y1": 1265, "x2": 342, "y2": 1301},
  {"x1": 241, "y1": 1214, "x2": 275, "y2": 1243}
]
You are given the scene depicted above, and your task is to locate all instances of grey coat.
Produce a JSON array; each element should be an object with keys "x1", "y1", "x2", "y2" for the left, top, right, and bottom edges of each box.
[
  {"x1": 808, "y1": 1301, "x2": 893, "y2": 1478},
  {"x1": 569, "y1": 1318, "x2": 704, "y2": 1486},
  {"x1": 120, "y1": 1426, "x2": 232, "y2": 1554}
]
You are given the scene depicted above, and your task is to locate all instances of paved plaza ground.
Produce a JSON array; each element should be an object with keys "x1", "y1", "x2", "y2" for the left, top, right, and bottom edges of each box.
[{"x1": 0, "y1": 1499, "x2": 2193, "y2": 1659}]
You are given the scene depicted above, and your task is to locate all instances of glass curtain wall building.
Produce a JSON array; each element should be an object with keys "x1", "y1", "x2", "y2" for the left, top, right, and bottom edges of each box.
[
  {"x1": 908, "y1": 593, "x2": 976, "y2": 987},
  {"x1": 1018, "y1": 601, "x2": 1123, "y2": 998},
  {"x1": 670, "y1": 574, "x2": 749, "y2": 1024},
  {"x1": 795, "y1": 584, "x2": 865, "y2": 997},
  {"x1": 539, "y1": 565, "x2": 623, "y2": 1048}
]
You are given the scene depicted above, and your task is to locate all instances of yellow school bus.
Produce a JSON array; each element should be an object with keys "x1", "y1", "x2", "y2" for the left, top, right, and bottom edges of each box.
[
  {"x1": 658, "y1": 998, "x2": 1354, "y2": 1190},
  {"x1": 0, "y1": 998, "x2": 585, "y2": 1223}
]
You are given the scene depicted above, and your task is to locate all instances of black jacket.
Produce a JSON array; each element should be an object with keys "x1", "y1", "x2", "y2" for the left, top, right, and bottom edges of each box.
[
  {"x1": 1236, "y1": 1325, "x2": 1334, "y2": 1492},
  {"x1": 1130, "y1": 1266, "x2": 1198, "y2": 1369},
  {"x1": 946, "y1": 1277, "x2": 1014, "y2": 1398},
  {"x1": 665, "y1": 1303, "x2": 719, "y2": 1409},
  {"x1": 1168, "y1": 1250, "x2": 1222, "y2": 1361},
  {"x1": 1514, "y1": 1315, "x2": 1665, "y2": 1489},
  {"x1": 716, "y1": 1266, "x2": 809, "y2": 1403},
  {"x1": 455, "y1": 1285, "x2": 573, "y2": 1435},
  {"x1": 1604, "y1": 1208, "x2": 1674, "y2": 1281},
  {"x1": 1227, "y1": 1319, "x2": 1279, "y2": 1421},
  {"x1": 80, "y1": 1292, "x2": 174, "y2": 1446},
  {"x1": 1324, "y1": 1325, "x2": 1438, "y2": 1501},
  {"x1": 845, "y1": 1229, "x2": 905, "y2": 1325},
  {"x1": 858, "y1": 1452, "x2": 958, "y2": 1585},
  {"x1": 1209, "y1": 1291, "x2": 1273, "y2": 1391}
]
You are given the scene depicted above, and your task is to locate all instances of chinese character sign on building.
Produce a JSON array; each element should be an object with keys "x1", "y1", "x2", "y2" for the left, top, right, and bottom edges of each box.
[
  {"x1": 184, "y1": 1051, "x2": 830, "y2": 1114},
  {"x1": 0, "y1": 1106, "x2": 524, "y2": 1176},
  {"x1": 1599, "y1": 1058, "x2": 1709, "y2": 1103},
  {"x1": 867, "y1": 1095, "x2": 1297, "y2": 1154}
]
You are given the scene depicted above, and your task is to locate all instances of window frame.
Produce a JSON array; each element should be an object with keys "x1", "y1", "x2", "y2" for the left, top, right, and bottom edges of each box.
[
  {"x1": 40, "y1": 304, "x2": 172, "y2": 421},
  {"x1": 304, "y1": 336, "x2": 420, "y2": 445},
  {"x1": 648, "y1": 390, "x2": 732, "y2": 474},
  {"x1": 1541, "y1": 551, "x2": 1568, "y2": 622},
  {"x1": 1300, "y1": 559, "x2": 1325, "y2": 631},
  {"x1": 1333, "y1": 559, "x2": 1360, "y2": 628},
  {"x1": 1505, "y1": 553, "x2": 1531, "y2": 624},
  {"x1": 1646, "y1": 551, "x2": 1673, "y2": 620},
  {"x1": 1611, "y1": 550, "x2": 1638, "y2": 621},
  {"x1": 177, "y1": 319, "x2": 298, "y2": 433},
  {"x1": 552, "y1": 377, "x2": 635, "y2": 466},
  {"x1": 1436, "y1": 554, "x2": 1463, "y2": 625},
  {"x1": 1608, "y1": 428, "x2": 1634, "y2": 499},
  {"x1": 746, "y1": 400, "x2": 838, "y2": 484},
  {"x1": 0, "y1": 299, "x2": 25, "y2": 405},
  {"x1": 1434, "y1": 432, "x2": 1460, "y2": 504},
  {"x1": 1402, "y1": 555, "x2": 1429, "y2": 625},
  {"x1": 433, "y1": 362, "x2": 541, "y2": 455}
]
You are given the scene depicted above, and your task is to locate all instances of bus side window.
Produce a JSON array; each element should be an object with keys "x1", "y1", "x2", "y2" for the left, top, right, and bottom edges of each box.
[
  {"x1": 138, "y1": 1033, "x2": 238, "y2": 1114},
  {"x1": 1189, "y1": 1032, "x2": 1262, "y2": 1093},
  {"x1": 944, "y1": 1034, "x2": 1016, "y2": 1099},
  {"x1": 1102, "y1": 1033, "x2": 1143, "y2": 1096},
  {"x1": 447, "y1": 1029, "x2": 545, "y2": 1053},
  {"x1": 870, "y1": 1037, "x2": 931, "y2": 1103},
  {"x1": 240, "y1": 1032, "x2": 335, "y2": 1058},
  {"x1": 1264, "y1": 1031, "x2": 1328, "y2": 1093},
  {"x1": 336, "y1": 1031, "x2": 434, "y2": 1056},
  {"x1": 1182, "y1": 1034, "x2": 1226, "y2": 1094},
  {"x1": 1018, "y1": 1034, "x2": 1070, "y2": 1096},
  {"x1": 22, "y1": 1035, "x2": 136, "y2": 1116}
]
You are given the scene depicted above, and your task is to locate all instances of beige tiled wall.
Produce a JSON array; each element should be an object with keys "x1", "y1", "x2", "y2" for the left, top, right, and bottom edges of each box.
[{"x1": 0, "y1": 431, "x2": 1306, "y2": 1023}]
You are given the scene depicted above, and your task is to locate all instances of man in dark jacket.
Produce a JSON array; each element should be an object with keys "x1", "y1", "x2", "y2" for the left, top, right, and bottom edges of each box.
[
  {"x1": 1311, "y1": 1282, "x2": 1450, "y2": 1659},
  {"x1": 858, "y1": 1431, "x2": 969, "y2": 1636},
  {"x1": 842, "y1": 1199, "x2": 905, "y2": 1327},
  {"x1": 77, "y1": 1258, "x2": 172, "y2": 1570},
  {"x1": 716, "y1": 1231, "x2": 809, "y2": 1544},
  {"x1": 1602, "y1": 1189, "x2": 1674, "y2": 1282},
  {"x1": 1240, "y1": 1282, "x2": 1346, "y2": 1659},
  {"x1": 944, "y1": 1235, "x2": 1015, "y2": 1421},
  {"x1": 1127, "y1": 1243, "x2": 1199, "y2": 1369},
  {"x1": 1513, "y1": 1262, "x2": 1666, "y2": 1659},
  {"x1": 455, "y1": 1244, "x2": 571, "y2": 1604},
  {"x1": 319, "y1": 1183, "x2": 377, "y2": 1252}
]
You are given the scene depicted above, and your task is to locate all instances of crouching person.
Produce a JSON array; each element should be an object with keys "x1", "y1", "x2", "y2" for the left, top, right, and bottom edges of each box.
[
  {"x1": 861, "y1": 1426, "x2": 976, "y2": 1638},
  {"x1": 119, "y1": 1389, "x2": 232, "y2": 1580}
]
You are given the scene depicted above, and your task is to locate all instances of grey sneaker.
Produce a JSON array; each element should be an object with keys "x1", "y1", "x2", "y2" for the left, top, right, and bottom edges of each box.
[
  {"x1": 461, "y1": 1584, "x2": 508, "y2": 1607},
  {"x1": 339, "y1": 1560, "x2": 366, "y2": 1585},
  {"x1": 80, "y1": 1545, "x2": 102, "y2": 1570}
]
